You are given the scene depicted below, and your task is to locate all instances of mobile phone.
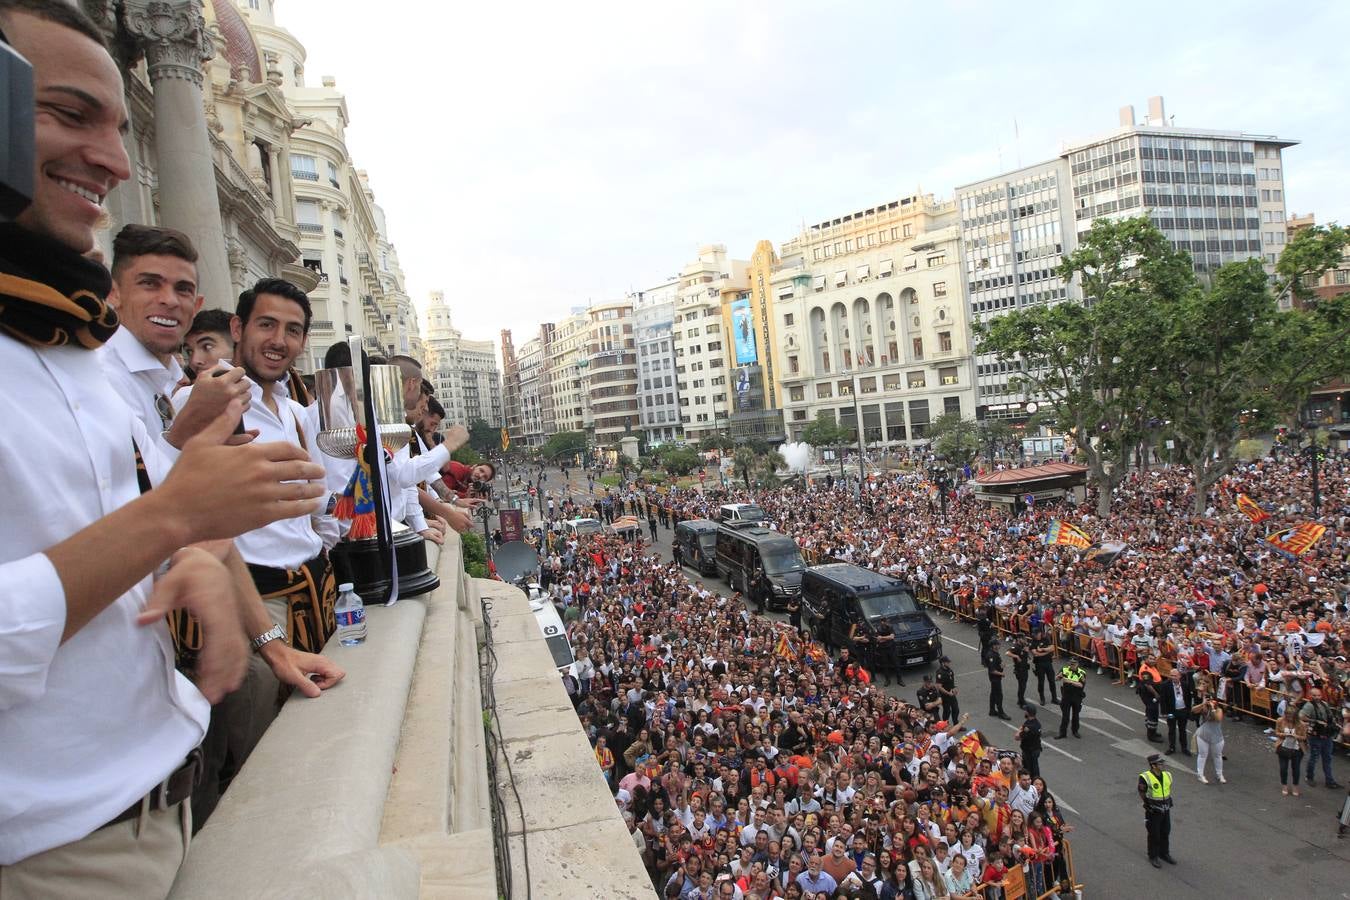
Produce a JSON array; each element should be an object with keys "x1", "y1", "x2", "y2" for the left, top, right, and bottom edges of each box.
[{"x1": 211, "y1": 367, "x2": 248, "y2": 435}]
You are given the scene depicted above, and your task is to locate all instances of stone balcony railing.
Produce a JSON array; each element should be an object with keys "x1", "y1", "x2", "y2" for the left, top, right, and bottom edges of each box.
[{"x1": 168, "y1": 530, "x2": 648, "y2": 899}]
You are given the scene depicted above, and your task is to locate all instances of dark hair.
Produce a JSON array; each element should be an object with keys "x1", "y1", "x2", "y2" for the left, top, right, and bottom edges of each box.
[
  {"x1": 420, "y1": 378, "x2": 435, "y2": 397},
  {"x1": 111, "y1": 224, "x2": 198, "y2": 279},
  {"x1": 324, "y1": 341, "x2": 352, "y2": 369},
  {"x1": 478, "y1": 461, "x2": 497, "y2": 481},
  {"x1": 186, "y1": 308, "x2": 233, "y2": 340},
  {"x1": 236, "y1": 277, "x2": 312, "y2": 333},
  {"x1": 426, "y1": 397, "x2": 445, "y2": 418},
  {"x1": 0, "y1": 0, "x2": 106, "y2": 48}
]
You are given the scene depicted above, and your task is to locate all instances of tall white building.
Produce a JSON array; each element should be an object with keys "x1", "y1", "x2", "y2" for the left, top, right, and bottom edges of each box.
[
  {"x1": 775, "y1": 195, "x2": 973, "y2": 445},
  {"x1": 423, "y1": 291, "x2": 503, "y2": 427},
  {"x1": 634, "y1": 280, "x2": 682, "y2": 446},
  {"x1": 516, "y1": 335, "x2": 549, "y2": 448},
  {"x1": 547, "y1": 310, "x2": 591, "y2": 436},
  {"x1": 957, "y1": 96, "x2": 1297, "y2": 420},
  {"x1": 675, "y1": 246, "x2": 746, "y2": 442}
]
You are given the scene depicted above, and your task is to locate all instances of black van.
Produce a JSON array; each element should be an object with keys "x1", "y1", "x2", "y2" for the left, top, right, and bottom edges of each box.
[
  {"x1": 715, "y1": 522, "x2": 805, "y2": 610},
  {"x1": 673, "y1": 518, "x2": 720, "y2": 575},
  {"x1": 800, "y1": 563, "x2": 942, "y2": 667}
]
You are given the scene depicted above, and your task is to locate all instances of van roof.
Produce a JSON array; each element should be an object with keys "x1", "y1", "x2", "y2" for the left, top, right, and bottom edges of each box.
[
  {"x1": 676, "y1": 518, "x2": 719, "y2": 532},
  {"x1": 806, "y1": 562, "x2": 907, "y2": 594},
  {"x1": 719, "y1": 525, "x2": 796, "y2": 548}
]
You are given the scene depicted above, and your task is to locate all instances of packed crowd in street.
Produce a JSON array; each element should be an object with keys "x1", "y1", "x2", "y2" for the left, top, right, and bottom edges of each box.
[{"x1": 541, "y1": 448, "x2": 1349, "y2": 898}]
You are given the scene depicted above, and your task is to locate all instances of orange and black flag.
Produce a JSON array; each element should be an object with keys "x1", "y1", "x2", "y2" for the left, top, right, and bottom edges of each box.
[
  {"x1": 501, "y1": 427, "x2": 510, "y2": 451},
  {"x1": 1236, "y1": 493, "x2": 1270, "y2": 524},
  {"x1": 1264, "y1": 522, "x2": 1327, "y2": 560}
]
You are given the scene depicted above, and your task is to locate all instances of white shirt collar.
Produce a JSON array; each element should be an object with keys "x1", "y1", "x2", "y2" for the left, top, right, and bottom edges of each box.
[{"x1": 106, "y1": 325, "x2": 183, "y2": 391}]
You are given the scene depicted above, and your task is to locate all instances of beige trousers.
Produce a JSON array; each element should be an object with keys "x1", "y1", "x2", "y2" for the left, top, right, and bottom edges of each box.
[{"x1": 0, "y1": 802, "x2": 190, "y2": 900}]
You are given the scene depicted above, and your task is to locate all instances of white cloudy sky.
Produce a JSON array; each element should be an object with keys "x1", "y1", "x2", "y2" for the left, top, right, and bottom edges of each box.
[{"x1": 281, "y1": 0, "x2": 1349, "y2": 350}]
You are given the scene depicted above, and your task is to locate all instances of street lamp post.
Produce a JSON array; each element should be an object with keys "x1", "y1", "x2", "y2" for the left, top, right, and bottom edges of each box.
[
  {"x1": 846, "y1": 372, "x2": 865, "y2": 496},
  {"x1": 1302, "y1": 422, "x2": 1323, "y2": 516}
]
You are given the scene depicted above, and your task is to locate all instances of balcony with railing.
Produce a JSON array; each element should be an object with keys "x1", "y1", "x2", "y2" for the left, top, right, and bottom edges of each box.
[
  {"x1": 291, "y1": 169, "x2": 320, "y2": 182},
  {"x1": 298, "y1": 222, "x2": 324, "y2": 234}
]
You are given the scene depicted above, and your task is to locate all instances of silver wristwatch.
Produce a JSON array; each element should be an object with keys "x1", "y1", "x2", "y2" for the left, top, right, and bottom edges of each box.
[{"x1": 251, "y1": 624, "x2": 286, "y2": 652}]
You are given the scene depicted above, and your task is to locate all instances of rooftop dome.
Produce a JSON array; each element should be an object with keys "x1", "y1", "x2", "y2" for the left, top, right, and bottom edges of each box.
[{"x1": 209, "y1": 0, "x2": 263, "y2": 83}]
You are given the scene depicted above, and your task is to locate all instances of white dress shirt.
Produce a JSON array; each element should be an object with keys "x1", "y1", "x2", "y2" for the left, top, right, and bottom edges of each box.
[
  {"x1": 386, "y1": 432, "x2": 450, "y2": 533},
  {"x1": 176, "y1": 376, "x2": 328, "y2": 567},
  {"x1": 0, "y1": 337, "x2": 208, "y2": 864},
  {"x1": 98, "y1": 325, "x2": 183, "y2": 454}
]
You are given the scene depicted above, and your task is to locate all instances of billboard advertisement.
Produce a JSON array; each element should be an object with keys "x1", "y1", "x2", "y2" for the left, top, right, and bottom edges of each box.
[
  {"x1": 734, "y1": 364, "x2": 763, "y2": 413},
  {"x1": 731, "y1": 295, "x2": 757, "y2": 365}
]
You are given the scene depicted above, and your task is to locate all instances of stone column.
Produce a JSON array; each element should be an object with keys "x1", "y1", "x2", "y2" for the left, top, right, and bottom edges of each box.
[{"x1": 122, "y1": 0, "x2": 234, "y2": 309}]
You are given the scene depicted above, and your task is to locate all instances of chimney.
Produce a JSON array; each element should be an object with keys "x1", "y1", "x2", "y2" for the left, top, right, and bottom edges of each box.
[
  {"x1": 1148, "y1": 95, "x2": 1166, "y2": 125},
  {"x1": 1119, "y1": 105, "x2": 1136, "y2": 127}
]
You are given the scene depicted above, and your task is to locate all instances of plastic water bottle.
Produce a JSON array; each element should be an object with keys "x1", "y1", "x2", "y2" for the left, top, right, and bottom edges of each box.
[{"x1": 335, "y1": 583, "x2": 367, "y2": 646}]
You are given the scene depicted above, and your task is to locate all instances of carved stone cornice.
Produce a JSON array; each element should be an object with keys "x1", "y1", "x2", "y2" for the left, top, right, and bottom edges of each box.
[{"x1": 121, "y1": 0, "x2": 212, "y2": 88}]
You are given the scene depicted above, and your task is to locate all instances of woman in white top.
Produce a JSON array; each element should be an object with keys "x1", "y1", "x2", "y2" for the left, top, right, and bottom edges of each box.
[{"x1": 911, "y1": 856, "x2": 951, "y2": 900}]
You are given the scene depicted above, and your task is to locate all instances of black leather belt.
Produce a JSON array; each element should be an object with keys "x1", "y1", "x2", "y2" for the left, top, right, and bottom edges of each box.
[{"x1": 100, "y1": 748, "x2": 203, "y2": 830}]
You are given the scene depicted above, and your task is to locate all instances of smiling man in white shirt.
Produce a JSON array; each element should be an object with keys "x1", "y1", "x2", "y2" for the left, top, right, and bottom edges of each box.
[
  {"x1": 103, "y1": 229, "x2": 344, "y2": 826},
  {"x1": 174, "y1": 278, "x2": 343, "y2": 656},
  {"x1": 0, "y1": 3, "x2": 328, "y2": 894}
]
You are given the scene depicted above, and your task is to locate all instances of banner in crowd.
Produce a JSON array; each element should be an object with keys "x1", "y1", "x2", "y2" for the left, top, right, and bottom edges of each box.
[
  {"x1": 1081, "y1": 540, "x2": 1127, "y2": 567},
  {"x1": 1264, "y1": 522, "x2": 1327, "y2": 560},
  {"x1": 1044, "y1": 518, "x2": 1092, "y2": 549},
  {"x1": 1236, "y1": 492, "x2": 1271, "y2": 524}
]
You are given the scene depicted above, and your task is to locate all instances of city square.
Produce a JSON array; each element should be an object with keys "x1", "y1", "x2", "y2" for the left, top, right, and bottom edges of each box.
[{"x1": 0, "y1": 0, "x2": 1346, "y2": 898}]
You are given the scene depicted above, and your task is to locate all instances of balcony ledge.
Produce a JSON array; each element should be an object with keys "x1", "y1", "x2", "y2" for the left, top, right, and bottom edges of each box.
[{"x1": 168, "y1": 530, "x2": 645, "y2": 899}]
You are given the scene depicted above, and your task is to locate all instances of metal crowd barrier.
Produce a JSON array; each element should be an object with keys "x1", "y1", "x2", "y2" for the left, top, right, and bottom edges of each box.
[{"x1": 919, "y1": 581, "x2": 1348, "y2": 751}]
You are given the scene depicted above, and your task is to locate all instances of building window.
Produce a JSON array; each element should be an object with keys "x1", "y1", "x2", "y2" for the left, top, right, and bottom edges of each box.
[
  {"x1": 907, "y1": 370, "x2": 926, "y2": 389},
  {"x1": 816, "y1": 383, "x2": 832, "y2": 399},
  {"x1": 789, "y1": 386, "x2": 805, "y2": 401},
  {"x1": 944, "y1": 396, "x2": 962, "y2": 416},
  {"x1": 327, "y1": 161, "x2": 339, "y2": 188},
  {"x1": 291, "y1": 154, "x2": 318, "y2": 180},
  {"x1": 933, "y1": 281, "x2": 947, "y2": 298},
  {"x1": 788, "y1": 355, "x2": 799, "y2": 373},
  {"x1": 903, "y1": 223, "x2": 913, "y2": 237},
  {"x1": 859, "y1": 376, "x2": 877, "y2": 393},
  {"x1": 939, "y1": 331, "x2": 952, "y2": 352},
  {"x1": 784, "y1": 313, "x2": 794, "y2": 326},
  {"x1": 939, "y1": 365, "x2": 959, "y2": 385},
  {"x1": 927, "y1": 254, "x2": 946, "y2": 267},
  {"x1": 912, "y1": 337, "x2": 923, "y2": 359}
]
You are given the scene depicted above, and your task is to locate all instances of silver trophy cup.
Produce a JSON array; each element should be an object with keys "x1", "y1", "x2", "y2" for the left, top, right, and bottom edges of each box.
[{"x1": 312, "y1": 363, "x2": 412, "y2": 458}]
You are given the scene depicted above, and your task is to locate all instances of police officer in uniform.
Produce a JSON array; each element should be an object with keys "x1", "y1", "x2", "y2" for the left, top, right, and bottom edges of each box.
[
  {"x1": 916, "y1": 675, "x2": 942, "y2": 718},
  {"x1": 1138, "y1": 753, "x2": 1176, "y2": 868},
  {"x1": 1031, "y1": 628, "x2": 1058, "y2": 706},
  {"x1": 1008, "y1": 635, "x2": 1031, "y2": 709},
  {"x1": 1055, "y1": 660, "x2": 1086, "y2": 739},
  {"x1": 983, "y1": 640, "x2": 1011, "y2": 719},
  {"x1": 936, "y1": 655, "x2": 960, "y2": 721}
]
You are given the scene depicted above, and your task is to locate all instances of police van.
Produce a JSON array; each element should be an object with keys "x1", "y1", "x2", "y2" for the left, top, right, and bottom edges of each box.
[
  {"x1": 715, "y1": 522, "x2": 805, "y2": 610},
  {"x1": 673, "y1": 518, "x2": 720, "y2": 575},
  {"x1": 800, "y1": 563, "x2": 942, "y2": 667}
]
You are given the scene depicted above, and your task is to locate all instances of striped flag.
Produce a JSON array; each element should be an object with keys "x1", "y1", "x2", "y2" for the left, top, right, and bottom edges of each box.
[
  {"x1": 1044, "y1": 518, "x2": 1092, "y2": 549},
  {"x1": 1264, "y1": 523, "x2": 1327, "y2": 560},
  {"x1": 1236, "y1": 493, "x2": 1270, "y2": 524}
]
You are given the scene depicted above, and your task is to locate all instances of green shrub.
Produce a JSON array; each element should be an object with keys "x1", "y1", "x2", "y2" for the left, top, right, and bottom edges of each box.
[{"x1": 461, "y1": 529, "x2": 490, "y2": 578}]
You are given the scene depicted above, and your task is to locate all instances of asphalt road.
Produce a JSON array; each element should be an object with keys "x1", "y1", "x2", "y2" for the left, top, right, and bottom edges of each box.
[{"x1": 498, "y1": 472, "x2": 1350, "y2": 899}]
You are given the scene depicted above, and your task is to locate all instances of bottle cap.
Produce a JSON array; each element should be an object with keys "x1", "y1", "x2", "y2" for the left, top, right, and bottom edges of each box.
[{"x1": 338, "y1": 583, "x2": 354, "y2": 592}]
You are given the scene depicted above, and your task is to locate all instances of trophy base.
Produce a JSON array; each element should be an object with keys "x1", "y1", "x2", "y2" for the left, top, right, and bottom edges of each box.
[{"x1": 331, "y1": 527, "x2": 440, "y2": 602}]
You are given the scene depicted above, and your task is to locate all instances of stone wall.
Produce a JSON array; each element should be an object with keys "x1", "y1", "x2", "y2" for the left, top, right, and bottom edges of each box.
[{"x1": 168, "y1": 532, "x2": 648, "y2": 899}]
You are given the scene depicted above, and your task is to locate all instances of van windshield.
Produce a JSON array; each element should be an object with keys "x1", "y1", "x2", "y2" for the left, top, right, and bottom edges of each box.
[
  {"x1": 571, "y1": 520, "x2": 602, "y2": 535},
  {"x1": 730, "y1": 505, "x2": 766, "y2": 521},
  {"x1": 761, "y1": 546, "x2": 805, "y2": 576},
  {"x1": 858, "y1": 590, "x2": 920, "y2": 620},
  {"x1": 697, "y1": 533, "x2": 718, "y2": 548}
]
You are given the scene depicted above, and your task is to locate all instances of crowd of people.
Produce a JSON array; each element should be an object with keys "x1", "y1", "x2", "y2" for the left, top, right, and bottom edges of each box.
[
  {"x1": 534, "y1": 437, "x2": 1348, "y2": 896},
  {"x1": 0, "y1": 5, "x2": 487, "y2": 894}
]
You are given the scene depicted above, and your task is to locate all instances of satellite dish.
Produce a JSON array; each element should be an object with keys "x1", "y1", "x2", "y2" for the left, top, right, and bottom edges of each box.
[{"x1": 494, "y1": 540, "x2": 540, "y2": 585}]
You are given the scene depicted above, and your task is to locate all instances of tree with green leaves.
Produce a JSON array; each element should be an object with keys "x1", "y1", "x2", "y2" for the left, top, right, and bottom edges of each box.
[
  {"x1": 732, "y1": 447, "x2": 757, "y2": 490},
  {"x1": 541, "y1": 430, "x2": 587, "y2": 460},
  {"x1": 754, "y1": 449, "x2": 788, "y2": 486},
  {"x1": 1157, "y1": 224, "x2": 1350, "y2": 512},
  {"x1": 801, "y1": 411, "x2": 854, "y2": 481},
  {"x1": 1264, "y1": 224, "x2": 1350, "y2": 425},
  {"x1": 976, "y1": 216, "x2": 1195, "y2": 516},
  {"x1": 699, "y1": 433, "x2": 735, "y2": 453},
  {"x1": 928, "y1": 413, "x2": 980, "y2": 466},
  {"x1": 467, "y1": 419, "x2": 499, "y2": 455},
  {"x1": 979, "y1": 418, "x2": 1019, "y2": 462},
  {"x1": 659, "y1": 446, "x2": 701, "y2": 477}
]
